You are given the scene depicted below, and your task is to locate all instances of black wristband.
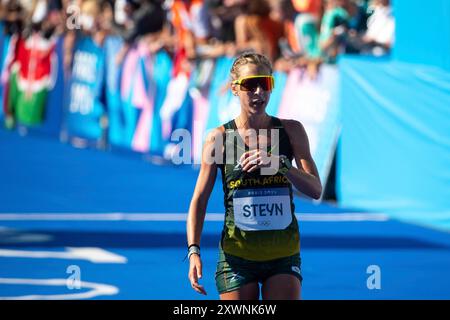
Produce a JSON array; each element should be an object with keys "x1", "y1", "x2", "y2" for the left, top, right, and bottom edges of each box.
[
  {"x1": 187, "y1": 244, "x2": 200, "y2": 251},
  {"x1": 183, "y1": 244, "x2": 201, "y2": 262}
]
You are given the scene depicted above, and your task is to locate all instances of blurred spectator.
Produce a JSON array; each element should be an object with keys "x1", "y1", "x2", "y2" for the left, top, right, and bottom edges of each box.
[
  {"x1": 169, "y1": 0, "x2": 235, "y2": 62},
  {"x1": 234, "y1": 0, "x2": 285, "y2": 62},
  {"x1": 273, "y1": 0, "x2": 301, "y2": 59},
  {"x1": 345, "y1": 0, "x2": 368, "y2": 34},
  {"x1": 363, "y1": 0, "x2": 394, "y2": 54},
  {"x1": 78, "y1": 0, "x2": 100, "y2": 32},
  {"x1": 345, "y1": 0, "x2": 394, "y2": 56},
  {"x1": 318, "y1": 0, "x2": 349, "y2": 63},
  {"x1": 0, "y1": 0, "x2": 60, "y2": 130},
  {"x1": 292, "y1": 0, "x2": 322, "y2": 59},
  {"x1": 121, "y1": 0, "x2": 166, "y2": 45},
  {"x1": 113, "y1": 0, "x2": 127, "y2": 26},
  {"x1": 1, "y1": 1, "x2": 24, "y2": 36},
  {"x1": 23, "y1": 0, "x2": 64, "y2": 40},
  {"x1": 206, "y1": 0, "x2": 246, "y2": 43},
  {"x1": 64, "y1": 0, "x2": 103, "y2": 74},
  {"x1": 98, "y1": 0, "x2": 116, "y2": 33},
  {"x1": 167, "y1": 1, "x2": 202, "y2": 67},
  {"x1": 115, "y1": 0, "x2": 167, "y2": 65},
  {"x1": 273, "y1": 0, "x2": 305, "y2": 72}
]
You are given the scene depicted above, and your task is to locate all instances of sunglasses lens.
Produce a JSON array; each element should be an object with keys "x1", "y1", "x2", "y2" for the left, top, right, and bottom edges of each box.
[{"x1": 240, "y1": 77, "x2": 273, "y2": 91}]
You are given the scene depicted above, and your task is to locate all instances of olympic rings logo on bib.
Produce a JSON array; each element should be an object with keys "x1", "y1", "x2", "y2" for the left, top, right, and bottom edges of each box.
[{"x1": 232, "y1": 188, "x2": 292, "y2": 231}]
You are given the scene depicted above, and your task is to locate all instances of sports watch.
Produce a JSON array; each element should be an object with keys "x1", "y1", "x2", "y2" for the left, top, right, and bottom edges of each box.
[{"x1": 278, "y1": 155, "x2": 292, "y2": 175}]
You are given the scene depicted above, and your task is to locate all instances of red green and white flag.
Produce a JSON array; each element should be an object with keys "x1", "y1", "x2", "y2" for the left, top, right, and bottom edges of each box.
[{"x1": 7, "y1": 33, "x2": 56, "y2": 126}]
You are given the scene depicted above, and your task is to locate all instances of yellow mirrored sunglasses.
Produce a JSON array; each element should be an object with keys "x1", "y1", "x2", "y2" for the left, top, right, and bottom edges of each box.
[{"x1": 232, "y1": 75, "x2": 275, "y2": 92}]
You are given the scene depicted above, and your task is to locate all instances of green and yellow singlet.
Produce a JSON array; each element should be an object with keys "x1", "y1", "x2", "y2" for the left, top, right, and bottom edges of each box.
[{"x1": 218, "y1": 117, "x2": 300, "y2": 261}]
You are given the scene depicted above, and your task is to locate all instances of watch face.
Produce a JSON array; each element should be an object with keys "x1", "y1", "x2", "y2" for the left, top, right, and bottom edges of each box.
[
  {"x1": 279, "y1": 166, "x2": 289, "y2": 176},
  {"x1": 281, "y1": 155, "x2": 291, "y2": 170},
  {"x1": 278, "y1": 155, "x2": 290, "y2": 175}
]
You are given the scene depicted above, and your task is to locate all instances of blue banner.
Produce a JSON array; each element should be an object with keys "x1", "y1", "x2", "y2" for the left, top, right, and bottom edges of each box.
[
  {"x1": 115, "y1": 46, "x2": 172, "y2": 153},
  {"x1": 66, "y1": 36, "x2": 105, "y2": 140},
  {"x1": 0, "y1": 31, "x2": 11, "y2": 123},
  {"x1": 205, "y1": 56, "x2": 235, "y2": 132},
  {"x1": 148, "y1": 50, "x2": 173, "y2": 155},
  {"x1": 104, "y1": 36, "x2": 125, "y2": 147}
]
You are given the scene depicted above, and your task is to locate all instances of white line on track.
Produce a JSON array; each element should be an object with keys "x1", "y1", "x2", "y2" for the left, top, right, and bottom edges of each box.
[
  {"x1": 0, "y1": 278, "x2": 118, "y2": 300},
  {"x1": 0, "y1": 247, "x2": 127, "y2": 263},
  {"x1": 0, "y1": 213, "x2": 389, "y2": 222}
]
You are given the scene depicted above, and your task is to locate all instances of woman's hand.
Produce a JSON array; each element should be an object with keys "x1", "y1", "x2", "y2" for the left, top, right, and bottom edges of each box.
[
  {"x1": 239, "y1": 149, "x2": 279, "y2": 173},
  {"x1": 188, "y1": 254, "x2": 207, "y2": 295}
]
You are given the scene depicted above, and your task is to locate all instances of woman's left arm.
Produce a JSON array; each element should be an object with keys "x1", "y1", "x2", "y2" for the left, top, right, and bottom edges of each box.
[{"x1": 282, "y1": 119, "x2": 322, "y2": 199}]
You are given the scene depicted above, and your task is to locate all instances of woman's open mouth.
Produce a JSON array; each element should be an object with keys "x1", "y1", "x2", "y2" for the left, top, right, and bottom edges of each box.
[{"x1": 251, "y1": 99, "x2": 266, "y2": 108}]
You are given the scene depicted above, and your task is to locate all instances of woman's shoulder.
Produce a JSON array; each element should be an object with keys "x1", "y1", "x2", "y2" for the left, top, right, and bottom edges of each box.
[
  {"x1": 213, "y1": 125, "x2": 226, "y2": 134},
  {"x1": 278, "y1": 119, "x2": 310, "y2": 152},
  {"x1": 278, "y1": 118, "x2": 307, "y2": 136},
  {"x1": 278, "y1": 117, "x2": 301, "y2": 127},
  {"x1": 220, "y1": 118, "x2": 237, "y2": 131},
  {"x1": 205, "y1": 125, "x2": 226, "y2": 144}
]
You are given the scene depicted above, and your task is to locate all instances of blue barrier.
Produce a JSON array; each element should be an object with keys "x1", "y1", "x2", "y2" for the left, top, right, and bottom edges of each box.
[
  {"x1": 393, "y1": 0, "x2": 450, "y2": 72},
  {"x1": 337, "y1": 55, "x2": 450, "y2": 227}
]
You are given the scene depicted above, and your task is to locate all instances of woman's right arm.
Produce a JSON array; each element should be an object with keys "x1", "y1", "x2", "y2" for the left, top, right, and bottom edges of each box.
[{"x1": 187, "y1": 128, "x2": 223, "y2": 295}]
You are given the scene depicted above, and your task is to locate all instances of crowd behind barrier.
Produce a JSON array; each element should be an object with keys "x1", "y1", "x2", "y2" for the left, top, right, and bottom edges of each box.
[{"x1": 0, "y1": 0, "x2": 395, "y2": 191}]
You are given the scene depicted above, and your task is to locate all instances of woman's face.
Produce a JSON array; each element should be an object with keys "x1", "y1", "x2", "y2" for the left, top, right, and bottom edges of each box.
[{"x1": 231, "y1": 63, "x2": 272, "y2": 117}]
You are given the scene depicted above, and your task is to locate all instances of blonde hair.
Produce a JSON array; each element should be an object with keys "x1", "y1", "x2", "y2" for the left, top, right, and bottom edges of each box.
[{"x1": 230, "y1": 52, "x2": 273, "y2": 80}]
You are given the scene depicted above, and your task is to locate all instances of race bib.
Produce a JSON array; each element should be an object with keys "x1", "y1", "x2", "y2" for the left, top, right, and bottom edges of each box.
[{"x1": 233, "y1": 188, "x2": 292, "y2": 231}]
